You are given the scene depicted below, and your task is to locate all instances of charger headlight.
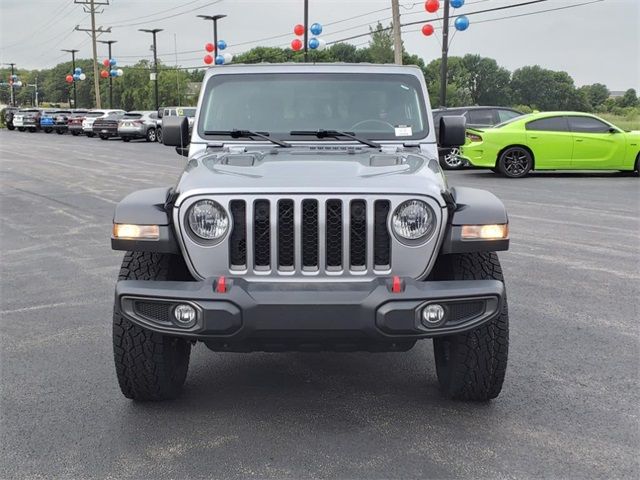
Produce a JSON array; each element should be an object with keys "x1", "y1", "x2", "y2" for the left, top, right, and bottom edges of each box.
[
  {"x1": 392, "y1": 200, "x2": 436, "y2": 241},
  {"x1": 187, "y1": 200, "x2": 229, "y2": 240}
]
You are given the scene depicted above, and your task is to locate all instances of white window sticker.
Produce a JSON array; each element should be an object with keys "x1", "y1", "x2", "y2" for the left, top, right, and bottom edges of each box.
[{"x1": 394, "y1": 125, "x2": 413, "y2": 137}]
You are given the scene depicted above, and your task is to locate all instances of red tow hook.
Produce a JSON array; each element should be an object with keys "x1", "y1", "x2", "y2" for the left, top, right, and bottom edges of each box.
[
  {"x1": 391, "y1": 275, "x2": 403, "y2": 293},
  {"x1": 215, "y1": 276, "x2": 227, "y2": 293}
]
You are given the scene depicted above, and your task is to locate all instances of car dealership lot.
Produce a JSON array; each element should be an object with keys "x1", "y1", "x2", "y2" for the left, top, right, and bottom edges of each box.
[{"x1": 1, "y1": 131, "x2": 638, "y2": 479}]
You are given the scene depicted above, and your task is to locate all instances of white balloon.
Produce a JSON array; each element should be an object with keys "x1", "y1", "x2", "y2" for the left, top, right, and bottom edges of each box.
[
  {"x1": 116, "y1": 68, "x2": 124, "y2": 77},
  {"x1": 79, "y1": 73, "x2": 86, "y2": 80},
  {"x1": 317, "y1": 38, "x2": 327, "y2": 51},
  {"x1": 223, "y1": 53, "x2": 233, "y2": 64},
  {"x1": 14, "y1": 81, "x2": 22, "y2": 87}
]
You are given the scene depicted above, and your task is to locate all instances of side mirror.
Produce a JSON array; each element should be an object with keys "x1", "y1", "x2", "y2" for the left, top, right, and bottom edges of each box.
[
  {"x1": 439, "y1": 115, "x2": 466, "y2": 148},
  {"x1": 608, "y1": 127, "x2": 619, "y2": 134},
  {"x1": 162, "y1": 116, "x2": 190, "y2": 148},
  {"x1": 157, "y1": 108, "x2": 164, "y2": 119}
]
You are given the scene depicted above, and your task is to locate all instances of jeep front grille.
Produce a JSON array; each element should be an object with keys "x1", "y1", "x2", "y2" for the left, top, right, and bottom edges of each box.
[{"x1": 227, "y1": 197, "x2": 392, "y2": 274}]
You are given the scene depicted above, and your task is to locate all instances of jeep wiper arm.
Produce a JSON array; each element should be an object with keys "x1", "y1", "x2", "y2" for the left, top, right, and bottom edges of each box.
[
  {"x1": 204, "y1": 129, "x2": 291, "y2": 148},
  {"x1": 290, "y1": 129, "x2": 381, "y2": 149}
]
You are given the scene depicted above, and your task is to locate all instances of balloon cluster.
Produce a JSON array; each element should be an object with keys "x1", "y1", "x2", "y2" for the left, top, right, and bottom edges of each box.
[
  {"x1": 290, "y1": 22, "x2": 326, "y2": 52},
  {"x1": 100, "y1": 58, "x2": 123, "y2": 79},
  {"x1": 204, "y1": 40, "x2": 233, "y2": 65},
  {"x1": 66, "y1": 67, "x2": 87, "y2": 83},
  {"x1": 421, "y1": 0, "x2": 470, "y2": 37},
  {"x1": 8, "y1": 74, "x2": 23, "y2": 88}
]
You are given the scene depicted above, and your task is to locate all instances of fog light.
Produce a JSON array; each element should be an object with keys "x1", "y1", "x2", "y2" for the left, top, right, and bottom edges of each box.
[
  {"x1": 173, "y1": 304, "x2": 197, "y2": 327},
  {"x1": 422, "y1": 304, "x2": 445, "y2": 326}
]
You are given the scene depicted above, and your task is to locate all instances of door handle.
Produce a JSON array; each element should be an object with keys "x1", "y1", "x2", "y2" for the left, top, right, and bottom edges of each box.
[
  {"x1": 575, "y1": 139, "x2": 584, "y2": 142},
  {"x1": 529, "y1": 136, "x2": 538, "y2": 139}
]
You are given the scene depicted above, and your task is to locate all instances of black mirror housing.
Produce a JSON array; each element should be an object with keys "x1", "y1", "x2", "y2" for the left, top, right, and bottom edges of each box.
[
  {"x1": 439, "y1": 115, "x2": 466, "y2": 148},
  {"x1": 162, "y1": 116, "x2": 190, "y2": 148}
]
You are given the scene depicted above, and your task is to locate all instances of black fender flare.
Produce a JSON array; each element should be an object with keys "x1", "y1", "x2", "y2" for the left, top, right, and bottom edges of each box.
[
  {"x1": 111, "y1": 187, "x2": 179, "y2": 253},
  {"x1": 440, "y1": 187, "x2": 509, "y2": 254}
]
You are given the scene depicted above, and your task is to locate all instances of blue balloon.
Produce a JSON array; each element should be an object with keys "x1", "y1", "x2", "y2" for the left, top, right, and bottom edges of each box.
[
  {"x1": 110, "y1": 69, "x2": 117, "y2": 77},
  {"x1": 73, "y1": 74, "x2": 80, "y2": 80},
  {"x1": 74, "y1": 67, "x2": 82, "y2": 74},
  {"x1": 308, "y1": 37, "x2": 320, "y2": 49},
  {"x1": 11, "y1": 74, "x2": 18, "y2": 80},
  {"x1": 109, "y1": 58, "x2": 117, "y2": 66},
  {"x1": 454, "y1": 15, "x2": 469, "y2": 31},
  {"x1": 215, "y1": 55, "x2": 224, "y2": 65},
  {"x1": 217, "y1": 39, "x2": 227, "y2": 51},
  {"x1": 310, "y1": 22, "x2": 322, "y2": 35},
  {"x1": 450, "y1": 0, "x2": 464, "y2": 8}
]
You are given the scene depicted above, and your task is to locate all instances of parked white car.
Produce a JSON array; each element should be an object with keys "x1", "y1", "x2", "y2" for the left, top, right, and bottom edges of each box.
[{"x1": 82, "y1": 109, "x2": 125, "y2": 137}]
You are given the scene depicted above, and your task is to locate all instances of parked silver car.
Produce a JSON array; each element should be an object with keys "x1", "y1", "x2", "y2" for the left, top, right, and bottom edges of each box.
[{"x1": 117, "y1": 111, "x2": 159, "y2": 142}]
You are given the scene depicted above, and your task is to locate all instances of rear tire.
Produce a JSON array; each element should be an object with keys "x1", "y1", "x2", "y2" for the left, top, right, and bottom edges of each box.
[
  {"x1": 432, "y1": 252, "x2": 509, "y2": 401},
  {"x1": 439, "y1": 147, "x2": 464, "y2": 170},
  {"x1": 156, "y1": 127, "x2": 162, "y2": 143},
  {"x1": 146, "y1": 127, "x2": 156, "y2": 142},
  {"x1": 498, "y1": 147, "x2": 532, "y2": 178},
  {"x1": 113, "y1": 251, "x2": 193, "y2": 401},
  {"x1": 7, "y1": 124, "x2": 15, "y2": 131}
]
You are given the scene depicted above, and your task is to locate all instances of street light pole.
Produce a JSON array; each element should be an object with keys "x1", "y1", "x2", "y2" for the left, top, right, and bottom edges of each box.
[
  {"x1": 8, "y1": 63, "x2": 16, "y2": 106},
  {"x1": 61, "y1": 49, "x2": 79, "y2": 108},
  {"x1": 139, "y1": 28, "x2": 162, "y2": 110},
  {"x1": 98, "y1": 39, "x2": 117, "y2": 108},
  {"x1": 439, "y1": 0, "x2": 451, "y2": 107},
  {"x1": 197, "y1": 14, "x2": 226, "y2": 60}
]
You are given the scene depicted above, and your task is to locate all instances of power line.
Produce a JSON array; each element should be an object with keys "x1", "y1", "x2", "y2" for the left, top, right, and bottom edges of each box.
[
  {"x1": 0, "y1": 0, "x2": 76, "y2": 49},
  {"x1": 105, "y1": 0, "x2": 203, "y2": 25},
  {"x1": 110, "y1": 0, "x2": 222, "y2": 28}
]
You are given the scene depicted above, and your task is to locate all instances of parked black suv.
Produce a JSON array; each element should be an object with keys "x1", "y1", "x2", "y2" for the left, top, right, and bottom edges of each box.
[{"x1": 433, "y1": 106, "x2": 523, "y2": 169}]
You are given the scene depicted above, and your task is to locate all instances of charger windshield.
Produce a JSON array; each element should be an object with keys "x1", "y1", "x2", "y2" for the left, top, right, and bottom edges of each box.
[{"x1": 198, "y1": 73, "x2": 428, "y2": 141}]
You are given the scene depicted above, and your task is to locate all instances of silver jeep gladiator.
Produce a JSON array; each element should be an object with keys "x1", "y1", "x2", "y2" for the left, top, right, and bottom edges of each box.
[{"x1": 111, "y1": 64, "x2": 510, "y2": 402}]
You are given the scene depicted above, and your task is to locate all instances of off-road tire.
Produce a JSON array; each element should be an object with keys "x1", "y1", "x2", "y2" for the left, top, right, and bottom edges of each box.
[
  {"x1": 497, "y1": 146, "x2": 532, "y2": 178},
  {"x1": 431, "y1": 252, "x2": 509, "y2": 401},
  {"x1": 113, "y1": 251, "x2": 193, "y2": 401},
  {"x1": 146, "y1": 127, "x2": 156, "y2": 142}
]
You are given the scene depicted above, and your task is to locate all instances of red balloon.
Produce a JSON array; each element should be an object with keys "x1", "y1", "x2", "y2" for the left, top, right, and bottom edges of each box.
[
  {"x1": 425, "y1": 0, "x2": 440, "y2": 13},
  {"x1": 65, "y1": 74, "x2": 73, "y2": 83},
  {"x1": 293, "y1": 24, "x2": 305, "y2": 36},
  {"x1": 205, "y1": 43, "x2": 214, "y2": 53},
  {"x1": 100, "y1": 70, "x2": 109, "y2": 79},
  {"x1": 102, "y1": 58, "x2": 110, "y2": 67},
  {"x1": 204, "y1": 54, "x2": 213, "y2": 65},
  {"x1": 421, "y1": 24, "x2": 434, "y2": 36},
  {"x1": 291, "y1": 38, "x2": 303, "y2": 51}
]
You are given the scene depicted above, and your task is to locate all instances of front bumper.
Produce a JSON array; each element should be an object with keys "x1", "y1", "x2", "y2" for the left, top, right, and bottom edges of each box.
[{"x1": 115, "y1": 277, "x2": 505, "y2": 350}]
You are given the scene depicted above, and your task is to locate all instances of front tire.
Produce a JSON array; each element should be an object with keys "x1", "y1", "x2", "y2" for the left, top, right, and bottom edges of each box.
[
  {"x1": 432, "y1": 252, "x2": 509, "y2": 401},
  {"x1": 113, "y1": 251, "x2": 192, "y2": 401},
  {"x1": 498, "y1": 147, "x2": 532, "y2": 178},
  {"x1": 440, "y1": 147, "x2": 464, "y2": 170}
]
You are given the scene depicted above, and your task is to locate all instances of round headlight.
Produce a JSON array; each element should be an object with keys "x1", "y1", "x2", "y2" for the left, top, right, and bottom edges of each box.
[
  {"x1": 187, "y1": 200, "x2": 229, "y2": 240},
  {"x1": 392, "y1": 200, "x2": 436, "y2": 241}
]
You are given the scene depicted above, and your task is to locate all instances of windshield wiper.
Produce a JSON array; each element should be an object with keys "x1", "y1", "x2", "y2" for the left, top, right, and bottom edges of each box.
[
  {"x1": 204, "y1": 129, "x2": 291, "y2": 148},
  {"x1": 290, "y1": 129, "x2": 381, "y2": 149}
]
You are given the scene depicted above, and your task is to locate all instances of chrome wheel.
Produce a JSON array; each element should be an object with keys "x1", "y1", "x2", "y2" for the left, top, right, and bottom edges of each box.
[
  {"x1": 499, "y1": 147, "x2": 532, "y2": 178},
  {"x1": 442, "y1": 148, "x2": 463, "y2": 169},
  {"x1": 146, "y1": 128, "x2": 156, "y2": 142}
]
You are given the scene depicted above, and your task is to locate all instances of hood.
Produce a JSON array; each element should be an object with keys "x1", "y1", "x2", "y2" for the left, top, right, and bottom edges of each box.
[{"x1": 174, "y1": 148, "x2": 448, "y2": 207}]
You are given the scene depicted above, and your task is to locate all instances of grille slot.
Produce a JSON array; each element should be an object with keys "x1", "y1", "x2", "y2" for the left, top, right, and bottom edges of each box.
[
  {"x1": 278, "y1": 200, "x2": 295, "y2": 269},
  {"x1": 325, "y1": 200, "x2": 343, "y2": 268},
  {"x1": 229, "y1": 200, "x2": 247, "y2": 269},
  {"x1": 447, "y1": 301, "x2": 485, "y2": 322},
  {"x1": 374, "y1": 200, "x2": 391, "y2": 268},
  {"x1": 350, "y1": 200, "x2": 367, "y2": 268},
  {"x1": 302, "y1": 200, "x2": 319, "y2": 268},
  {"x1": 254, "y1": 200, "x2": 271, "y2": 268},
  {"x1": 134, "y1": 301, "x2": 171, "y2": 323}
]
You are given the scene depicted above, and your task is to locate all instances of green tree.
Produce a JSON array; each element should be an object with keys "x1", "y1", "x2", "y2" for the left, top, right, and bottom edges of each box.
[
  {"x1": 368, "y1": 22, "x2": 394, "y2": 64},
  {"x1": 618, "y1": 88, "x2": 638, "y2": 108},
  {"x1": 460, "y1": 54, "x2": 511, "y2": 106},
  {"x1": 511, "y1": 65, "x2": 588, "y2": 111},
  {"x1": 579, "y1": 83, "x2": 609, "y2": 109}
]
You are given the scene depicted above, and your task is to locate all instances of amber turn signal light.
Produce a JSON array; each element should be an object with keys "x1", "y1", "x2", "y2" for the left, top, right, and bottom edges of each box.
[
  {"x1": 112, "y1": 224, "x2": 160, "y2": 240},
  {"x1": 461, "y1": 224, "x2": 509, "y2": 240}
]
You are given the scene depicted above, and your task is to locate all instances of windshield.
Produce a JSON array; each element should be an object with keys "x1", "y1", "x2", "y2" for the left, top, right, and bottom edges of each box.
[
  {"x1": 86, "y1": 112, "x2": 104, "y2": 117},
  {"x1": 124, "y1": 113, "x2": 143, "y2": 119},
  {"x1": 495, "y1": 114, "x2": 532, "y2": 128},
  {"x1": 199, "y1": 73, "x2": 428, "y2": 141}
]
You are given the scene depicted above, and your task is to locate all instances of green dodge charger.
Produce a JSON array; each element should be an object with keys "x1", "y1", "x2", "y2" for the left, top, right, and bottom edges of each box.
[{"x1": 460, "y1": 111, "x2": 640, "y2": 178}]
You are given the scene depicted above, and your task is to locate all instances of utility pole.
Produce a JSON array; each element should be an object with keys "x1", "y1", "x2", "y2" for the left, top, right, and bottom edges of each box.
[
  {"x1": 74, "y1": 0, "x2": 111, "y2": 109},
  {"x1": 98, "y1": 39, "x2": 117, "y2": 108},
  {"x1": 197, "y1": 15, "x2": 226, "y2": 60},
  {"x1": 139, "y1": 29, "x2": 162, "y2": 111},
  {"x1": 7, "y1": 63, "x2": 16, "y2": 106},
  {"x1": 391, "y1": 0, "x2": 403, "y2": 65},
  {"x1": 303, "y1": 0, "x2": 309, "y2": 62},
  {"x1": 61, "y1": 49, "x2": 79, "y2": 108},
  {"x1": 439, "y1": 0, "x2": 451, "y2": 107}
]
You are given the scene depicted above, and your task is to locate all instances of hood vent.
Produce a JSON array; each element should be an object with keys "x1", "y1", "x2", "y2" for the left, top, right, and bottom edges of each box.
[{"x1": 369, "y1": 154, "x2": 404, "y2": 167}]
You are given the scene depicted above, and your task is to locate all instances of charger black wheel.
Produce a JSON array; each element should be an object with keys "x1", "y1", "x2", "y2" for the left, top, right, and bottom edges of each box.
[
  {"x1": 498, "y1": 147, "x2": 532, "y2": 178},
  {"x1": 113, "y1": 251, "x2": 193, "y2": 401},
  {"x1": 431, "y1": 252, "x2": 509, "y2": 401}
]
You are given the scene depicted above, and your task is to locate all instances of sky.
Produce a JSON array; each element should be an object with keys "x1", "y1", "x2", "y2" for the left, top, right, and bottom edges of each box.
[{"x1": 0, "y1": 0, "x2": 638, "y2": 91}]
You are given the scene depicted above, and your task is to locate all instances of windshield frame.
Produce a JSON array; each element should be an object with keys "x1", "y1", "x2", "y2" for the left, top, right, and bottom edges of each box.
[{"x1": 197, "y1": 72, "x2": 430, "y2": 142}]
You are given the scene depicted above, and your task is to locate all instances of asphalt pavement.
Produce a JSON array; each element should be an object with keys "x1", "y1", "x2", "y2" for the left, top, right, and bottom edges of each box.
[{"x1": 1, "y1": 130, "x2": 638, "y2": 479}]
